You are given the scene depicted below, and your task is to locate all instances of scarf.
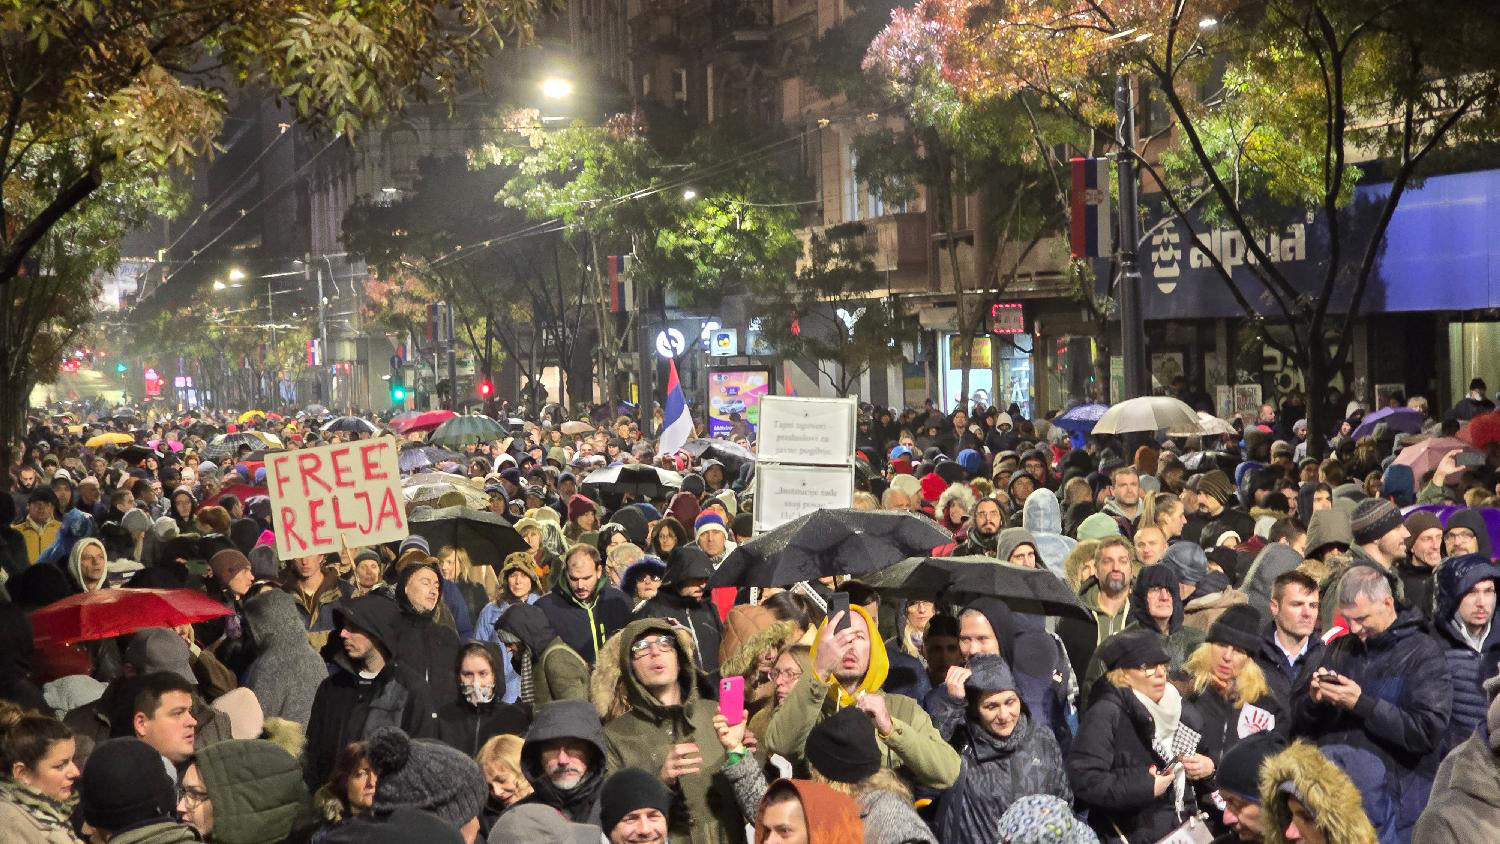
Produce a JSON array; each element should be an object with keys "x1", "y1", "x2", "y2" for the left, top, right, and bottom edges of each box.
[
  {"x1": 517, "y1": 647, "x2": 536, "y2": 706},
  {"x1": 1133, "y1": 683, "x2": 1187, "y2": 813},
  {"x1": 0, "y1": 779, "x2": 78, "y2": 836}
]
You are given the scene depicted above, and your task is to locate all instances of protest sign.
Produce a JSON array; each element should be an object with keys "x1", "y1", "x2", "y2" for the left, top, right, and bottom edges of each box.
[
  {"x1": 755, "y1": 396, "x2": 856, "y2": 466},
  {"x1": 753, "y1": 464, "x2": 856, "y2": 533},
  {"x1": 267, "y1": 436, "x2": 408, "y2": 559}
]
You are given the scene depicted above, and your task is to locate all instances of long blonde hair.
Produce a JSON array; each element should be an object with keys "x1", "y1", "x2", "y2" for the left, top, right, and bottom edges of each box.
[
  {"x1": 810, "y1": 765, "x2": 913, "y2": 802},
  {"x1": 1184, "y1": 641, "x2": 1271, "y2": 708}
]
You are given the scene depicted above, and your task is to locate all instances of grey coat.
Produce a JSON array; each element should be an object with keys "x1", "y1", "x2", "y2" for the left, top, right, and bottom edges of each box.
[{"x1": 243, "y1": 589, "x2": 330, "y2": 727}]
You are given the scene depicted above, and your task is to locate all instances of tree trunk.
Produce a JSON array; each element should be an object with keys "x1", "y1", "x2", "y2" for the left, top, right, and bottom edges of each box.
[{"x1": 1303, "y1": 345, "x2": 1329, "y2": 460}]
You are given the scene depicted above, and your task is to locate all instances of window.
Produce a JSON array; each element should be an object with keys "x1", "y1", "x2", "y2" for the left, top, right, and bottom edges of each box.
[
  {"x1": 706, "y1": 64, "x2": 715, "y2": 123},
  {"x1": 672, "y1": 67, "x2": 688, "y2": 104},
  {"x1": 641, "y1": 72, "x2": 652, "y2": 97}
]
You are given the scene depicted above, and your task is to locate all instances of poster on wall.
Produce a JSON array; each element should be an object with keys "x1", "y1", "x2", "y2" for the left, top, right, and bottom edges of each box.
[
  {"x1": 1232, "y1": 384, "x2": 1263, "y2": 421},
  {"x1": 706, "y1": 366, "x2": 773, "y2": 438}
]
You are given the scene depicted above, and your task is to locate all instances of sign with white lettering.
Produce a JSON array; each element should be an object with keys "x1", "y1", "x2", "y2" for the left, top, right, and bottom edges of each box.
[
  {"x1": 755, "y1": 396, "x2": 856, "y2": 466},
  {"x1": 753, "y1": 464, "x2": 856, "y2": 533},
  {"x1": 267, "y1": 437, "x2": 408, "y2": 560}
]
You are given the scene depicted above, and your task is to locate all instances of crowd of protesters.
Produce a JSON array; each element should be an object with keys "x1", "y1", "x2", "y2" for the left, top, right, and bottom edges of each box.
[{"x1": 0, "y1": 381, "x2": 1498, "y2": 844}]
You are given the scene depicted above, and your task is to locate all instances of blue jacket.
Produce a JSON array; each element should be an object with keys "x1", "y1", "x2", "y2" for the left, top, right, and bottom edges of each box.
[
  {"x1": 1433, "y1": 554, "x2": 1500, "y2": 756},
  {"x1": 1292, "y1": 607, "x2": 1451, "y2": 844}
]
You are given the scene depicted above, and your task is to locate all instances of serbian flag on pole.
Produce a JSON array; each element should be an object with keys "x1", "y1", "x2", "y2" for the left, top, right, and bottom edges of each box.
[
  {"x1": 657, "y1": 359, "x2": 693, "y2": 455},
  {"x1": 1070, "y1": 157, "x2": 1113, "y2": 258}
]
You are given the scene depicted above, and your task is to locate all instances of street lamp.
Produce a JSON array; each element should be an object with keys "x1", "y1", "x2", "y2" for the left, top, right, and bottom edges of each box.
[
  {"x1": 227, "y1": 268, "x2": 247, "y2": 282},
  {"x1": 540, "y1": 77, "x2": 574, "y2": 99},
  {"x1": 212, "y1": 280, "x2": 226, "y2": 291},
  {"x1": 682, "y1": 189, "x2": 698, "y2": 201}
]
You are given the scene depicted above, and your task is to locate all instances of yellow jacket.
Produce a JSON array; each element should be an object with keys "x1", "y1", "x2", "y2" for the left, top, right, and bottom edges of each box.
[{"x1": 13, "y1": 519, "x2": 60, "y2": 564}]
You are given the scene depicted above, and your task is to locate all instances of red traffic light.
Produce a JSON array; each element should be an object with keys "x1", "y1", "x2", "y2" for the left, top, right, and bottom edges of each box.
[{"x1": 477, "y1": 380, "x2": 493, "y2": 398}]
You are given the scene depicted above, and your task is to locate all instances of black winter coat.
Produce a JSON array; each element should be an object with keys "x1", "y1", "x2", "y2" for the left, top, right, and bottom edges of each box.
[
  {"x1": 1068, "y1": 683, "x2": 1205, "y2": 844},
  {"x1": 433, "y1": 698, "x2": 529, "y2": 757},
  {"x1": 303, "y1": 659, "x2": 436, "y2": 788},
  {"x1": 1252, "y1": 625, "x2": 1323, "y2": 707},
  {"x1": 535, "y1": 581, "x2": 632, "y2": 667},
  {"x1": 388, "y1": 564, "x2": 462, "y2": 705},
  {"x1": 935, "y1": 713, "x2": 1071, "y2": 842}
]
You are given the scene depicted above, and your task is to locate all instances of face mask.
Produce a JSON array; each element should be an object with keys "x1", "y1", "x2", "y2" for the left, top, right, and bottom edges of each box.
[{"x1": 461, "y1": 682, "x2": 495, "y2": 706}]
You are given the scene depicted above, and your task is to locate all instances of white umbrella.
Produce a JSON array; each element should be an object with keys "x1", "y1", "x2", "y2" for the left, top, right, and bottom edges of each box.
[
  {"x1": 1168, "y1": 411, "x2": 1237, "y2": 437},
  {"x1": 1093, "y1": 396, "x2": 1200, "y2": 435}
]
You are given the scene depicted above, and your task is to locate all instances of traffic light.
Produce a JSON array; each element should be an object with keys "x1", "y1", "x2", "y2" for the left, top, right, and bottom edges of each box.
[
  {"x1": 476, "y1": 380, "x2": 493, "y2": 399},
  {"x1": 391, "y1": 383, "x2": 407, "y2": 403},
  {"x1": 114, "y1": 362, "x2": 128, "y2": 373}
]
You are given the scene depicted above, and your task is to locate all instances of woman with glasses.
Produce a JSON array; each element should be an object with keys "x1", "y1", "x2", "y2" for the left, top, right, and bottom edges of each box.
[
  {"x1": 175, "y1": 739, "x2": 307, "y2": 844},
  {"x1": 748, "y1": 644, "x2": 814, "y2": 743},
  {"x1": 1068, "y1": 630, "x2": 1214, "y2": 844}
]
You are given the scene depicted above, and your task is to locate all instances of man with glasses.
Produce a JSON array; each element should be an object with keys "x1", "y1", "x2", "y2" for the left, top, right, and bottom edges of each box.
[
  {"x1": 1446, "y1": 509, "x2": 1491, "y2": 558},
  {"x1": 597, "y1": 619, "x2": 744, "y2": 843}
]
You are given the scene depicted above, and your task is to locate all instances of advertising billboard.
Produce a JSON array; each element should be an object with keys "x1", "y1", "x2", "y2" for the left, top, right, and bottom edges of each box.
[{"x1": 706, "y1": 366, "x2": 773, "y2": 438}]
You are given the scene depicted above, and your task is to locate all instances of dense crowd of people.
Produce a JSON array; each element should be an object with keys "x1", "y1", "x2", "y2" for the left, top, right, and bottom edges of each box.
[{"x1": 0, "y1": 385, "x2": 1498, "y2": 844}]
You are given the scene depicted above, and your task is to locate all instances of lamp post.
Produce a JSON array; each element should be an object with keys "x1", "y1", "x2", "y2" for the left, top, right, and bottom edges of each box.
[{"x1": 1114, "y1": 75, "x2": 1149, "y2": 401}]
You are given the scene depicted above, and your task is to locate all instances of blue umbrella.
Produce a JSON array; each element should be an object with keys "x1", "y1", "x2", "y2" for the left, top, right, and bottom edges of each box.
[
  {"x1": 1052, "y1": 403, "x2": 1110, "y2": 435},
  {"x1": 1351, "y1": 406, "x2": 1424, "y2": 439}
]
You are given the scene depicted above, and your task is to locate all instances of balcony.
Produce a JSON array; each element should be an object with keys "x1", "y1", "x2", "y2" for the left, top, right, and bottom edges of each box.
[
  {"x1": 713, "y1": 0, "x2": 772, "y2": 48},
  {"x1": 631, "y1": 0, "x2": 683, "y2": 52},
  {"x1": 799, "y1": 212, "x2": 929, "y2": 287}
]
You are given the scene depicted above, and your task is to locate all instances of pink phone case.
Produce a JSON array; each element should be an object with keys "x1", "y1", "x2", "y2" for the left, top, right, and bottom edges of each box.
[{"x1": 719, "y1": 676, "x2": 746, "y2": 726}]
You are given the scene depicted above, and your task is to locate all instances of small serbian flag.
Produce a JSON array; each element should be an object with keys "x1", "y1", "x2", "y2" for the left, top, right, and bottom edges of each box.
[
  {"x1": 1070, "y1": 157, "x2": 1112, "y2": 258},
  {"x1": 658, "y1": 359, "x2": 693, "y2": 455},
  {"x1": 608, "y1": 255, "x2": 634, "y2": 313}
]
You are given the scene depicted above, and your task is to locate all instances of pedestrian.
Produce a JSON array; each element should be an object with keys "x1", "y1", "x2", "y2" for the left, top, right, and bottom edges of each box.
[
  {"x1": 494, "y1": 603, "x2": 591, "y2": 706},
  {"x1": 1252, "y1": 572, "x2": 1325, "y2": 707},
  {"x1": 598, "y1": 767, "x2": 672, "y2": 844},
  {"x1": 1083, "y1": 565, "x2": 1205, "y2": 699},
  {"x1": 13, "y1": 490, "x2": 61, "y2": 565},
  {"x1": 175, "y1": 738, "x2": 308, "y2": 844},
  {"x1": 1259, "y1": 740, "x2": 1378, "y2": 844},
  {"x1": 433, "y1": 642, "x2": 528, "y2": 757},
  {"x1": 475, "y1": 734, "x2": 530, "y2": 833},
  {"x1": 1432, "y1": 553, "x2": 1500, "y2": 755},
  {"x1": 632, "y1": 545, "x2": 723, "y2": 678},
  {"x1": 1214, "y1": 731, "x2": 1288, "y2": 843},
  {"x1": 365, "y1": 725, "x2": 488, "y2": 842},
  {"x1": 514, "y1": 699, "x2": 608, "y2": 824},
  {"x1": 1058, "y1": 537, "x2": 1136, "y2": 680},
  {"x1": 474, "y1": 552, "x2": 542, "y2": 640},
  {"x1": 934, "y1": 654, "x2": 1071, "y2": 842},
  {"x1": 77, "y1": 737, "x2": 195, "y2": 844},
  {"x1": 0, "y1": 703, "x2": 82, "y2": 843},
  {"x1": 307, "y1": 741, "x2": 376, "y2": 842},
  {"x1": 282, "y1": 552, "x2": 353, "y2": 653},
  {"x1": 386, "y1": 558, "x2": 462, "y2": 705},
  {"x1": 535, "y1": 544, "x2": 632, "y2": 666},
  {"x1": 754, "y1": 779, "x2": 864, "y2": 844},
  {"x1": 241, "y1": 589, "x2": 327, "y2": 728}
]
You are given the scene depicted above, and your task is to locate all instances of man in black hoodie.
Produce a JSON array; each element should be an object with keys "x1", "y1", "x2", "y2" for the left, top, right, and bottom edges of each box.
[
  {"x1": 304, "y1": 593, "x2": 436, "y2": 788},
  {"x1": 632, "y1": 545, "x2": 723, "y2": 680},
  {"x1": 388, "y1": 558, "x2": 462, "y2": 705},
  {"x1": 514, "y1": 698, "x2": 609, "y2": 825}
]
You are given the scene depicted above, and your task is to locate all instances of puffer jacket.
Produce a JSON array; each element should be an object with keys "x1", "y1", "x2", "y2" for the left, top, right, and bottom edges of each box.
[
  {"x1": 386, "y1": 561, "x2": 461, "y2": 705},
  {"x1": 495, "y1": 603, "x2": 590, "y2": 706},
  {"x1": 1021, "y1": 488, "x2": 1076, "y2": 580},
  {"x1": 934, "y1": 656, "x2": 1071, "y2": 843},
  {"x1": 283, "y1": 568, "x2": 353, "y2": 652},
  {"x1": 1291, "y1": 607, "x2": 1451, "y2": 843},
  {"x1": 193, "y1": 738, "x2": 308, "y2": 844},
  {"x1": 1433, "y1": 553, "x2": 1500, "y2": 756},
  {"x1": 534, "y1": 571, "x2": 632, "y2": 667},
  {"x1": 243, "y1": 589, "x2": 329, "y2": 727},
  {"x1": 591, "y1": 618, "x2": 744, "y2": 844}
]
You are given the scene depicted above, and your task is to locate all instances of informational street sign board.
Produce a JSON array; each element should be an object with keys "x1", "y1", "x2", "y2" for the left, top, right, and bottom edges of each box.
[
  {"x1": 267, "y1": 436, "x2": 408, "y2": 560},
  {"x1": 709, "y1": 328, "x2": 739, "y2": 356},
  {"x1": 753, "y1": 464, "x2": 856, "y2": 533},
  {"x1": 755, "y1": 396, "x2": 857, "y2": 466},
  {"x1": 991, "y1": 303, "x2": 1024, "y2": 335}
]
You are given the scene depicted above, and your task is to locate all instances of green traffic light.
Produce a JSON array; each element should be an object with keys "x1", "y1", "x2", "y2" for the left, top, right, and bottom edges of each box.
[
  {"x1": 391, "y1": 385, "x2": 407, "y2": 402},
  {"x1": 115, "y1": 362, "x2": 127, "y2": 373}
]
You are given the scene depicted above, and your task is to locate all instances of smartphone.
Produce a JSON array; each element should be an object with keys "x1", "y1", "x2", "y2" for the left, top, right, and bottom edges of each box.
[
  {"x1": 829, "y1": 592, "x2": 851, "y2": 632},
  {"x1": 719, "y1": 676, "x2": 746, "y2": 726},
  {"x1": 1457, "y1": 452, "x2": 1487, "y2": 468}
]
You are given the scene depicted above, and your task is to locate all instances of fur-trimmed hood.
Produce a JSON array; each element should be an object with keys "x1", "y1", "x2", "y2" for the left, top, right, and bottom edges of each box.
[
  {"x1": 589, "y1": 617, "x2": 701, "y2": 723},
  {"x1": 1260, "y1": 740, "x2": 1378, "y2": 844},
  {"x1": 936, "y1": 483, "x2": 977, "y2": 524},
  {"x1": 719, "y1": 616, "x2": 799, "y2": 679}
]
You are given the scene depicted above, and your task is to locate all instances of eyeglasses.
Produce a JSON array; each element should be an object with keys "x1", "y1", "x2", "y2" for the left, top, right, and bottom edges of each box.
[
  {"x1": 769, "y1": 668, "x2": 803, "y2": 682},
  {"x1": 177, "y1": 785, "x2": 210, "y2": 809},
  {"x1": 630, "y1": 635, "x2": 676, "y2": 658},
  {"x1": 1449, "y1": 528, "x2": 1477, "y2": 540}
]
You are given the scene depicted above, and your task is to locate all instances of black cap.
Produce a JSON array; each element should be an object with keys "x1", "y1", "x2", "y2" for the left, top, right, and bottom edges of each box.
[
  {"x1": 1206, "y1": 604, "x2": 1266, "y2": 655},
  {"x1": 1096, "y1": 629, "x2": 1170, "y2": 671},
  {"x1": 804, "y1": 707, "x2": 881, "y2": 783},
  {"x1": 1217, "y1": 731, "x2": 1287, "y2": 803},
  {"x1": 80, "y1": 738, "x2": 177, "y2": 832},
  {"x1": 600, "y1": 767, "x2": 674, "y2": 833}
]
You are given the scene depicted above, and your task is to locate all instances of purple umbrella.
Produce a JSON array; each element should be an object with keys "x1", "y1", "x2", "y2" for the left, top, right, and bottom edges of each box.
[
  {"x1": 1351, "y1": 406, "x2": 1424, "y2": 439},
  {"x1": 1400, "y1": 505, "x2": 1500, "y2": 561},
  {"x1": 1052, "y1": 403, "x2": 1110, "y2": 435}
]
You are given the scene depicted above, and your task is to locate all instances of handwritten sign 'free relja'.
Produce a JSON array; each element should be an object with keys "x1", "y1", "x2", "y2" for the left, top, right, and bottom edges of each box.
[{"x1": 267, "y1": 437, "x2": 408, "y2": 560}]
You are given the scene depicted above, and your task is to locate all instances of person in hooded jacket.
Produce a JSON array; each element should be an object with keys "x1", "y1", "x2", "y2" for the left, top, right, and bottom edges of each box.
[
  {"x1": 513, "y1": 698, "x2": 609, "y2": 825},
  {"x1": 241, "y1": 589, "x2": 328, "y2": 727},
  {"x1": 1259, "y1": 740, "x2": 1379, "y2": 844},
  {"x1": 1433, "y1": 553, "x2": 1500, "y2": 757},
  {"x1": 1416, "y1": 671, "x2": 1500, "y2": 844},
  {"x1": 1082, "y1": 566, "x2": 1205, "y2": 702},
  {"x1": 302, "y1": 594, "x2": 435, "y2": 789},
  {"x1": 1022, "y1": 488, "x2": 1078, "y2": 581},
  {"x1": 34, "y1": 508, "x2": 94, "y2": 573},
  {"x1": 64, "y1": 536, "x2": 109, "y2": 595},
  {"x1": 934, "y1": 654, "x2": 1071, "y2": 843},
  {"x1": 591, "y1": 618, "x2": 743, "y2": 844},
  {"x1": 1445, "y1": 508, "x2": 1493, "y2": 560},
  {"x1": 632, "y1": 545, "x2": 723, "y2": 680},
  {"x1": 495, "y1": 603, "x2": 591, "y2": 708},
  {"x1": 1068, "y1": 630, "x2": 1213, "y2": 844},
  {"x1": 952, "y1": 496, "x2": 1003, "y2": 557},
  {"x1": 433, "y1": 642, "x2": 528, "y2": 757},
  {"x1": 386, "y1": 558, "x2": 462, "y2": 706},
  {"x1": 535, "y1": 544, "x2": 633, "y2": 667}
]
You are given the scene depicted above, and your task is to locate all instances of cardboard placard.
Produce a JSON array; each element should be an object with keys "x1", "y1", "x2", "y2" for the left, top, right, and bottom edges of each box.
[
  {"x1": 267, "y1": 436, "x2": 408, "y2": 560},
  {"x1": 755, "y1": 396, "x2": 856, "y2": 466},
  {"x1": 753, "y1": 464, "x2": 855, "y2": 533}
]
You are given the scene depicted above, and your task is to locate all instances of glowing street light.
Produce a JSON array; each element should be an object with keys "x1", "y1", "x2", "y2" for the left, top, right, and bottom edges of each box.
[
  {"x1": 227, "y1": 267, "x2": 247, "y2": 282},
  {"x1": 212, "y1": 279, "x2": 226, "y2": 291},
  {"x1": 682, "y1": 189, "x2": 698, "y2": 200},
  {"x1": 540, "y1": 77, "x2": 574, "y2": 99}
]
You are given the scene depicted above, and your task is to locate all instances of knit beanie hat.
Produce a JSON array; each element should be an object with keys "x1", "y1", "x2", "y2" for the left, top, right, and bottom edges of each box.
[
  {"x1": 889, "y1": 473, "x2": 921, "y2": 500},
  {"x1": 1206, "y1": 604, "x2": 1266, "y2": 655},
  {"x1": 193, "y1": 738, "x2": 308, "y2": 844},
  {"x1": 398, "y1": 535, "x2": 431, "y2": 556},
  {"x1": 1217, "y1": 731, "x2": 1287, "y2": 803},
  {"x1": 1403, "y1": 510, "x2": 1443, "y2": 551},
  {"x1": 600, "y1": 767, "x2": 674, "y2": 834},
  {"x1": 694, "y1": 511, "x2": 728, "y2": 538},
  {"x1": 1350, "y1": 498, "x2": 1403, "y2": 545},
  {"x1": 920, "y1": 472, "x2": 949, "y2": 503},
  {"x1": 1197, "y1": 470, "x2": 1234, "y2": 506},
  {"x1": 803, "y1": 706, "x2": 881, "y2": 783},
  {"x1": 153, "y1": 516, "x2": 180, "y2": 541},
  {"x1": 209, "y1": 548, "x2": 252, "y2": 584},
  {"x1": 80, "y1": 738, "x2": 177, "y2": 832},
  {"x1": 121, "y1": 507, "x2": 152, "y2": 535},
  {"x1": 1076, "y1": 512, "x2": 1123, "y2": 541},
  {"x1": 368, "y1": 726, "x2": 487, "y2": 830},
  {"x1": 248, "y1": 545, "x2": 280, "y2": 581},
  {"x1": 1160, "y1": 542, "x2": 1209, "y2": 585}
]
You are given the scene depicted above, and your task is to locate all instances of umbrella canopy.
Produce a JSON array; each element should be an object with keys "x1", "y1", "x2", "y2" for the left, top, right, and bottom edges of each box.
[
  {"x1": 1052, "y1": 403, "x2": 1111, "y2": 435},
  {"x1": 237, "y1": 410, "x2": 267, "y2": 424},
  {"x1": 31, "y1": 588, "x2": 234, "y2": 645},
  {"x1": 1168, "y1": 411, "x2": 1237, "y2": 437},
  {"x1": 858, "y1": 555, "x2": 1091, "y2": 621},
  {"x1": 682, "y1": 439, "x2": 756, "y2": 475},
  {"x1": 1459, "y1": 411, "x2": 1500, "y2": 449},
  {"x1": 109, "y1": 407, "x2": 141, "y2": 421},
  {"x1": 303, "y1": 403, "x2": 329, "y2": 417},
  {"x1": 1352, "y1": 406, "x2": 1425, "y2": 439},
  {"x1": 581, "y1": 464, "x2": 684, "y2": 498},
  {"x1": 560, "y1": 420, "x2": 594, "y2": 436},
  {"x1": 85, "y1": 432, "x2": 134, "y2": 448},
  {"x1": 709, "y1": 509, "x2": 953, "y2": 588},
  {"x1": 431, "y1": 415, "x2": 506, "y2": 447},
  {"x1": 391, "y1": 410, "x2": 457, "y2": 435},
  {"x1": 322, "y1": 415, "x2": 380, "y2": 435},
  {"x1": 1092, "y1": 396, "x2": 1199, "y2": 435},
  {"x1": 147, "y1": 438, "x2": 185, "y2": 454},
  {"x1": 117, "y1": 444, "x2": 163, "y2": 464},
  {"x1": 202, "y1": 432, "x2": 267, "y2": 462},
  {"x1": 408, "y1": 506, "x2": 528, "y2": 570},
  {"x1": 402, "y1": 474, "x2": 489, "y2": 509},
  {"x1": 1393, "y1": 437, "x2": 1479, "y2": 480},
  {"x1": 398, "y1": 444, "x2": 466, "y2": 474}
]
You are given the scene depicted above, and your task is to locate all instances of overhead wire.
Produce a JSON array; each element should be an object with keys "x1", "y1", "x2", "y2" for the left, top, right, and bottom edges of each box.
[{"x1": 155, "y1": 127, "x2": 293, "y2": 264}]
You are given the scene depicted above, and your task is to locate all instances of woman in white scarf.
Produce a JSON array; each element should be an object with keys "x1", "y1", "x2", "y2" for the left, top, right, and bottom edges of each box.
[{"x1": 1068, "y1": 629, "x2": 1217, "y2": 844}]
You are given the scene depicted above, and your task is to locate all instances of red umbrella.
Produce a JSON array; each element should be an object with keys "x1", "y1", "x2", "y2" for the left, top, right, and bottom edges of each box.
[
  {"x1": 392, "y1": 409, "x2": 457, "y2": 434},
  {"x1": 1459, "y1": 411, "x2": 1500, "y2": 449},
  {"x1": 31, "y1": 589, "x2": 234, "y2": 645}
]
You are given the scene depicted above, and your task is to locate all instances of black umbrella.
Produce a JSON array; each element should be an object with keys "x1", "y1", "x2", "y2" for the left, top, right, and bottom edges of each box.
[
  {"x1": 858, "y1": 555, "x2": 1091, "y2": 621},
  {"x1": 708, "y1": 509, "x2": 953, "y2": 588},
  {"x1": 202, "y1": 432, "x2": 264, "y2": 462},
  {"x1": 187, "y1": 422, "x2": 219, "y2": 440},
  {"x1": 581, "y1": 464, "x2": 684, "y2": 499},
  {"x1": 407, "y1": 506, "x2": 527, "y2": 569},
  {"x1": 109, "y1": 407, "x2": 140, "y2": 421},
  {"x1": 117, "y1": 444, "x2": 162, "y2": 465},
  {"x1": 322, "y1": 415, "x2": 380, "y2": 435},
  {"x1": 683, "y1": 439, "x2": 755, "y2": 475}
]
